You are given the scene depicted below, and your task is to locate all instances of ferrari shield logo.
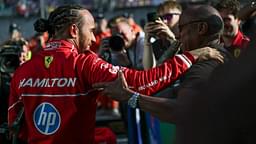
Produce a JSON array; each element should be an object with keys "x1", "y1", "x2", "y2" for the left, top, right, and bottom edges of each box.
[
  {"x1": 234, "y1": 48, "x2": 241, "y2": 58},
  {"x1": 44, "y1": 56, "x2": 53, "y2": 68}
]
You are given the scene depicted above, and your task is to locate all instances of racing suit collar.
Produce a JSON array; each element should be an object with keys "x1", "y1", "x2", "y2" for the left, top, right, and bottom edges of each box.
[{"x1": 45, "y1": 39, "x2": 78, "y2": 54}]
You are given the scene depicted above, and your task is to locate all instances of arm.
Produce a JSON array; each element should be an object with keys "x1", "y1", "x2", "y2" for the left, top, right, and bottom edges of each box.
[
  {"x1": 143, "y1": 24, "x2": 157, "y2": 69},
  {"x1": 93, "y1": 71, "x2": 177, "y2": 123},
  {"x1": 86, "y1": 51, "x2": 194, "y2": 96},
  {"x1": 139, "y1": 94, "x2": 177, "y2": 123},
  {"x1": 142, "y1": 42, "x2": 157, "y2": 69},
  {"x1": 8, "y1": 74, "x2": 22, "y2": 126},
  {"x1": 8, "y1": 73, "x2": 27, "y2": 141},
  {"x1": 87, "y1": 47, "x2": 223, "y2": 96}
]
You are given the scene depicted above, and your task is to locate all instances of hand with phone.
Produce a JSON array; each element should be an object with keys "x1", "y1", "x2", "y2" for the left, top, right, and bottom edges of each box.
[{"x1": 145, "y1": 12, "x2": 176, "y2": 44}]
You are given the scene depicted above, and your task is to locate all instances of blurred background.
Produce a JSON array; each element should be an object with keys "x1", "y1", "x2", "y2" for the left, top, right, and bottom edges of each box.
[{"x1": 0, "y1": 0, "x2": 250, "y2": 43}]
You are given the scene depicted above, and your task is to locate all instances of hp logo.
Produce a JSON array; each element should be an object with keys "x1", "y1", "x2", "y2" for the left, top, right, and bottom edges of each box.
[{"x1": 33, "y1": 102, "x2": 61, "y2": 135}]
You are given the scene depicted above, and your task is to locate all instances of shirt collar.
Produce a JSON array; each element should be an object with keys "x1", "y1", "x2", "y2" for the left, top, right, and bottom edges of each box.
[
  {"x1": 232, "y1": 30, "x2": 246, "y2": 48},
  {"x1": 45, "y1": 39, "x2": 78, "y2": 54}
]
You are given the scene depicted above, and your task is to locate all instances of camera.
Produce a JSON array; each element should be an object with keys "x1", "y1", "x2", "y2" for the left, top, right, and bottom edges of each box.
[
  {"x1": 0, "y1": 44, "x2": 23, "y2": 73},
  {"x1": 109, "y1": 34, "x2": 125, "y2": 52}
]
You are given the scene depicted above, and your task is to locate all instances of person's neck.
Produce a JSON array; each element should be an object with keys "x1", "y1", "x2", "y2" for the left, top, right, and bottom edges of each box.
[
  {"x1": 222, "y1": 36, "x2": 235, "y2": 47},
  {"x1": 67, "y1": 39, "x2": 79, "y2": 48},
  {"x1": 222, "y1": 30, "x2": 239, "y2": 47}
]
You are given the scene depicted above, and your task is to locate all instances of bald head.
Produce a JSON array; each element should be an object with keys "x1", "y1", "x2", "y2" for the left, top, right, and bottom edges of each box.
[{"x1": 180, "y1": 5, "x2": 224, "y2": 36}]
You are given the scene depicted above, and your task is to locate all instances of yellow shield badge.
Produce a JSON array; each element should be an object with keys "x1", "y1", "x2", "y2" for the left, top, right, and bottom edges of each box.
[{"x1": 44, "y1": 56, "x2": 53, "y2": 68}]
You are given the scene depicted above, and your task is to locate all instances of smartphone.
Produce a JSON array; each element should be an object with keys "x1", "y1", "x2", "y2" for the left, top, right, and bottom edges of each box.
[{"x1": 147, "y1": 12, "x2": 159, "y2": 22}]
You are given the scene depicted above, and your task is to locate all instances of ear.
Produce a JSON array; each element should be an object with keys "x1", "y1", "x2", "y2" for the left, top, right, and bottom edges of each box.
[
  {"x1": 198, "y1": 22, "x2": 208, "y2": 35},
  {"x1": 69, "y1": 24, "x2": 79, "y2": 38}
]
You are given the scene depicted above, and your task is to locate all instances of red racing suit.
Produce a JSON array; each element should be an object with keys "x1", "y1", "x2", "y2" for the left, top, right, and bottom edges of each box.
[{"x1": 8, "y1": 40, "x2": 195, "y2": 144}]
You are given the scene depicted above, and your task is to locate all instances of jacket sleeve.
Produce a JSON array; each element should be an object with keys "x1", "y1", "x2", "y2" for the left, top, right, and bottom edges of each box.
[
  {"x1": 84, "y1": 51, "x2": 195, "y2": 96},
  {"x1": 8, "y1": 73, "x2": 27, "y2": 141},
  {"x1": 8, "y1": 74, "x2": 21, "y2": 126}
]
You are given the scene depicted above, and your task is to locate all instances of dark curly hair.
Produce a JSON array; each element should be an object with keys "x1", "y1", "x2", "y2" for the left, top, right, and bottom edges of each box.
[
  {"x1": 215, "y1": 0, "x2": 240, "y2": 18},
  {"x1": 34, "y1": 5, "x2": 85, "y2": 38}
]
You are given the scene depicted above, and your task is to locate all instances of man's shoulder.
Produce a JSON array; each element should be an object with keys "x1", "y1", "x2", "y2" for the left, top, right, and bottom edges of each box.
[
  {"x1": 233, "y1": 30, "x2": 250, "y2": 48},
  {"x1": 187, "y1": 60, "x2": 220, "y2": 77},
  {"x1": 179, "y1": 59, "x2": 222, "y2": 89}
]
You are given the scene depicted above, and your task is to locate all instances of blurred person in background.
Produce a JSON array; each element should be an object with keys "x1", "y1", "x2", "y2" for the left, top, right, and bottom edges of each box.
[
  {"x1": 143, "y1": 0, "x2": 182, "y2": 69},
  {"x1": 123, "y1": 12, "x2": 143, "y2": 34},
  {"x1": 27, "y1": 32, "x2": 49, "y2": 57},
  {"x1": 142, "y1": 2, "x2": 182, "y2": 142},
  {"x1": 215, "y1": 0, "x2": 250, "y2": 58},
  {"x1": 90, "y1": 13, "x2": 111, "y2": 53},
  {"x1": 0, "y1": 23, "x2": 30, "y2": 144},
  {"x1": 99, "y1": 16, "x2": 145, "y2": 70},
  {"x1": 1, "y1": 23, "x2": 30, "y2": 63}
]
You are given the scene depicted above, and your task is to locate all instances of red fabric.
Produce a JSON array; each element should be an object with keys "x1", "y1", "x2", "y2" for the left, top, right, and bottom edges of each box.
[
  {"x1": 8, "y1": 40, "x2": 194, "y2": 144},
  {"x1": 95, "y1": 128, "x2": 116, "y2": 144},
  {"x1": 232, "y1": 30, "x2": 250, "y2": 49},
  {"x1": 225, "y1": 30, "x2": 250, "y2": 58}
]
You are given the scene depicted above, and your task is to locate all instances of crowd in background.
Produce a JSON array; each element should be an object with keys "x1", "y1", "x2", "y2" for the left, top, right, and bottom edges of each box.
[{"x1": 1, "y1": 0, "x2": 256, "y2": 143}]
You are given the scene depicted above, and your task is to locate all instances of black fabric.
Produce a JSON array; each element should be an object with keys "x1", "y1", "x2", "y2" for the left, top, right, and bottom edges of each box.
[
  {"x1": 175, "y1": 43, "x2": 232, "y2": 144},
  {"x1": 0, "y1": 73, "x2": 11, "y2": 125},
  {"x1": 176, "y1": 40, "x2": 256, "y2": 144},
  {"x1": 178, "y1": 43, "x2": 231, "y2": 90},
  {"x1": 205, "y1": 41, "x2": 256, "y2": 144}
]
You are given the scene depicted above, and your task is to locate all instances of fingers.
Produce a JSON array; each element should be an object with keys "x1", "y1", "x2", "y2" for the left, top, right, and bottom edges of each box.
[
  {"x1": 145, "y1": 20, "x2": 168, "y2": 32},
  {"x1": 197, "y1": 48, "x2": 224, "y2": 63},
  {"x1": 210, "y1": 50, "x2": 224, "y2": 63},
  {"x1": 190, "y1": 47, "x2": 225, "y2": 63}
]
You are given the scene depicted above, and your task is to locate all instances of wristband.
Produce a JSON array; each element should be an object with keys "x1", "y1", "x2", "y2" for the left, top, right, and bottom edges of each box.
[{"x1": 127, "y1": 92, "x2": 140, "y2": 109}]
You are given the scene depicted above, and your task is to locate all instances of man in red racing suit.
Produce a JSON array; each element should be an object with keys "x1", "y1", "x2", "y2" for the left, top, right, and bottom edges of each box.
[{"x1": 8, "y1": 5, "x2": 221, "y2": 144}]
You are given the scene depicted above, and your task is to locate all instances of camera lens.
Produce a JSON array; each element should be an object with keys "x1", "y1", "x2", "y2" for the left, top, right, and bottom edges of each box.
[{"x1": 109, "y1": 35, "x2": 125, "y2": 52}]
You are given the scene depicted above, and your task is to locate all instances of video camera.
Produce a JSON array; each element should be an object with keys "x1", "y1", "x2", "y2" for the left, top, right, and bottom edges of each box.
[{"x1": 0, "y1": 44, "x2": 23, "y2": 74}]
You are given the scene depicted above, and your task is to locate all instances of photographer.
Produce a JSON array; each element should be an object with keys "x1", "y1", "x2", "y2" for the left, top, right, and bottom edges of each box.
[
  {"x1": 143, "y1": 1, "x2": 182, "y2": 69},
  {"x1": 0, "y1": 24, "x2": 29, "y2": 144},
  {"x1": 99, "y1": 16, "x2": 145, "y2": 70}
]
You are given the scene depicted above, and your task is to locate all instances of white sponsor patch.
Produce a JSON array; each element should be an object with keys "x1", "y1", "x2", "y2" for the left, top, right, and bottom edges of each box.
[{"x1": 19, "y1": 77, "x2": 77, "y2": 88}]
